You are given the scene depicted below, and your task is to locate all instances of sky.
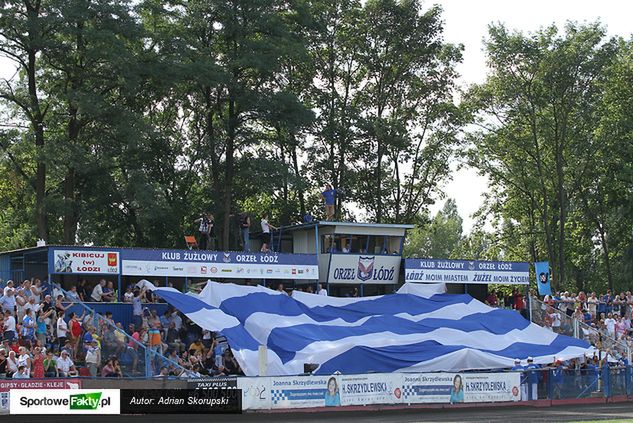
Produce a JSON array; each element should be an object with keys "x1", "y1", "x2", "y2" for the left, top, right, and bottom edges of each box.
[{"x1": 429, "y1": 0, "x2": 632, "y2": 232}]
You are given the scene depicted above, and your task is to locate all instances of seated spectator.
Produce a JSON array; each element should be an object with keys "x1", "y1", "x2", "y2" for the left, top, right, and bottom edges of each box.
[
  {"x1": 189, "y1": 339, "x2": 205, "y2": 356},
  {"x1": 101, "y1": 357, "x2": 122, "y2": 378},
  {"x1": 13, "y1": 364, "x2": 29, "y2": 379},
  {"x1": 154, "y1": 366, "x2": 170, "y2": 378},
  {"x1": 123, "y1": 287, "x2": 134, "y2": 303},
  {"x1": 102, "y1": 281, "x2": 116, "y2": 303},
  {"x1": 260, "y1": 242, "x2": 270, "y2": 253},
  {"x1": 17, "y1": 346, "x2": 32, "y2": 377},
  {"x1": 0, "y1": 349, "x2": 6, "y2": 377},
  {"x1": 90, "y1": 279, "x2": 106, "y2": 302},
  {"x1": 65, "y1": 286, "x2": 81, "y2": 302},
  {"x1": 56, "y1": 349, "x2": 77, "y2": 377},
  {"x1": 6, "y1": 350, "x2": 18, "y2": 377},
  {"x1": 222, "y1": 349, "x2": 243, "y2": 375},
  {"x1": 43, "y1": 350, "x2": 58, "y2": 377}
]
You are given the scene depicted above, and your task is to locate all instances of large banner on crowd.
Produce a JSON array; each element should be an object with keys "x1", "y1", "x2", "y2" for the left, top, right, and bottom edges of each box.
[
  {"x1": 404, "y1": 259, "x2": 529, "y2": 285},
  {"x1": 327, "y1": 254, "x2": 401, "y2": 284},
  {"x1": 401, "y1": 372, "x2": 520, "y2": 404},
  {"x1": 120, "y1": 249, "x2": 318, "y2": 280},
  {"x1": 49, "y1": 249, "x2": 119, "y2": 275}
]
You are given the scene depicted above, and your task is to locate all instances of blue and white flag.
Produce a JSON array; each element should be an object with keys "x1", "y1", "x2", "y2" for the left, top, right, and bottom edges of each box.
[
  {"x1": 150, "y1": 282, "x2": 591, "y2": 376},
  {"x1": 535, "y1": 262, "x2": 552, "y2": 296}
]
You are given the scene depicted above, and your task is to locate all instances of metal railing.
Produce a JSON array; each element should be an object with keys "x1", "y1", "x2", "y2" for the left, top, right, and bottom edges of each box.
[
  {"x1": 51, "y1": 282, "x2": 192, "y2": 378},
  {"x1": 514, "y1": 365, "x2": 633, "y2": 400},
  {"x1": 529, "y1": 296, "x2": 632, "y2": 364}
]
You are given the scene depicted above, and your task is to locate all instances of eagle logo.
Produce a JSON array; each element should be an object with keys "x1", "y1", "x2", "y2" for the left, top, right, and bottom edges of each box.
[{"x1": 357, "y1": 256, "x2": 375, "y2": 281}]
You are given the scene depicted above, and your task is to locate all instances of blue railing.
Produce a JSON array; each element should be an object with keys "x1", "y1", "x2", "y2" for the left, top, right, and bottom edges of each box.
[
  {"x1": 51, "y1": 283, "x2": 190, "y2": 378},
  {"x1": 515, "y1": 365, "x2": 633, "y2": 401}
]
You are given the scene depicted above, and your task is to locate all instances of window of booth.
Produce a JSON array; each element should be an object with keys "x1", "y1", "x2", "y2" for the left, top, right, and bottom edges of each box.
[
  {"x1": 366, "y1": 235, "x2": 403, "y2": 255},
  {"x1": 322, "y1": 234, "x2": 403, "y2": 254}
]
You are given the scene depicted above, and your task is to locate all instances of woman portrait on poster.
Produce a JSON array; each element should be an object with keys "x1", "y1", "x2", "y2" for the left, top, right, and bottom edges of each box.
[
  {"x1": 324, "y1": 376, "x2": 341, "y2": 406},
  {"x1": 450, "y1": 374, "x2": 464, "y2": 403}
]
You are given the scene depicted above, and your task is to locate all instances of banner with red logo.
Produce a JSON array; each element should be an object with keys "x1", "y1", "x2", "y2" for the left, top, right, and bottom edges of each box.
[{"x1": 50, "y1": 249, "x2": 119, "y2": 275}]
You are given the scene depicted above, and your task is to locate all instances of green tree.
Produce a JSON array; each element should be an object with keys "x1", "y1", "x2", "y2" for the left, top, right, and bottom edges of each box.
[
  {"x1": 404, "y1": 198, "x2": 463, "y2": 259},
  {"x1": 466, "y1": 22, "x2": 620, "y2": 290},
  {"x1": 0, "y1": 0, "x2": 59, "y2": 240}
]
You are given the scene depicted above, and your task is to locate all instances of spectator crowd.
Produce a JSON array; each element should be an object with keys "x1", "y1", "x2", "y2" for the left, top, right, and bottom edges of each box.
[{"x1": 0, "y1": 277, "x2": 244, "y2": 379}]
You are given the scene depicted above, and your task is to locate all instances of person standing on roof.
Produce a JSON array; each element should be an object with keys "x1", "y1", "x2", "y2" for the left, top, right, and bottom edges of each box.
[
  {"x1": 239, "y1": 212, "x2": 251, "y2": 252},
  {"x1": 260, "y1": 213, "x2": 277, "y2": 250},
  {"x1": 321, "y1": 184, "x2": 338, "y2": 221}
]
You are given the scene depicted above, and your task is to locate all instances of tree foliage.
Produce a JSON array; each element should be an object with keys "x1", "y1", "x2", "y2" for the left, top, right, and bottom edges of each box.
[
  {"x1": 0, "y1": 0, "x2": 462, "y2": 250},
  {"x1": 466, "y1": 23, "x2": 633, "y2": 292}
]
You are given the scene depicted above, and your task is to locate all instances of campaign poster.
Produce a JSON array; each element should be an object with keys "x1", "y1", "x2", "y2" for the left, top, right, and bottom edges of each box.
[
  {"x1": 402, "y1": 372, "x2": 520, "y2": 404},
  {"x1": 339, "y1": 373, "x2": 403, "y2": 406},
  {"x1": 269, "y1": 376, "x2": 340, "y2": 409}
]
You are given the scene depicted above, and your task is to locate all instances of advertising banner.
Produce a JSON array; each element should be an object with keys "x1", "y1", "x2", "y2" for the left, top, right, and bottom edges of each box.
[
  {"x1": 401, "y1": 372, "x2": 521, "y2": 404},
  {"x1": 339, "y1": 373, "x2": 403, "y2": 406},
  {"x1": 269, "y1": 376, "x2": 338, "y2": 409},
  {"x1": 237, "y1": 377, "x2": 272, "y2": 410},
  {"x1": 121, "y1": 249, "x2": 318, "y2": 280},
  {"x1": 50, "y1": 249, "x2": 119, "y2": 275},
  {"x1": 10, "y1": 389, "x2": 120, "y2": 415},
  {"x1": 0, "y1": 379, "x2": 82, "y2": 413},
  {"x1": 404, "y1": 259, "x2": 529, "y2": 285},
  {"x1": 327, "y1": 254, "x2": 401, "y2": 284},
  {"x1": 188, "y1": 378, "x2": 238, "y2": 389}
]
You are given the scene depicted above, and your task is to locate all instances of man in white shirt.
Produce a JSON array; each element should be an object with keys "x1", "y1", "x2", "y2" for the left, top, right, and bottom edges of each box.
[
  {"x1": 57, "y1": 311, "x2": 69, "y2": 348},
  {"x1": 25, "y1": 296, "x2": 40, "y2": 314},
  {"x1": 605, "y1": 313, "x2": 616, "y2": 337},
  {"x1": 318, "y1": 284, "x2": 328, "y2": 296},
  {"x1": 260, "y1": 213, "x2": 277, "y2": 248},
  {"x1": 3, "y1": 310, "x2": 16, "y2": 342},
  {"x1": 3, "y1": 280, "x2": 14, "y2": 297},
  {"x1": 56, "y1": 350, "x2": 77, "y2": 377},
  {"x1": 0, "y1": 287, "x2": 16, "y2": 312},
  {"x1": 90, "y1": 279, "x2": 106, "y2": 302}
]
